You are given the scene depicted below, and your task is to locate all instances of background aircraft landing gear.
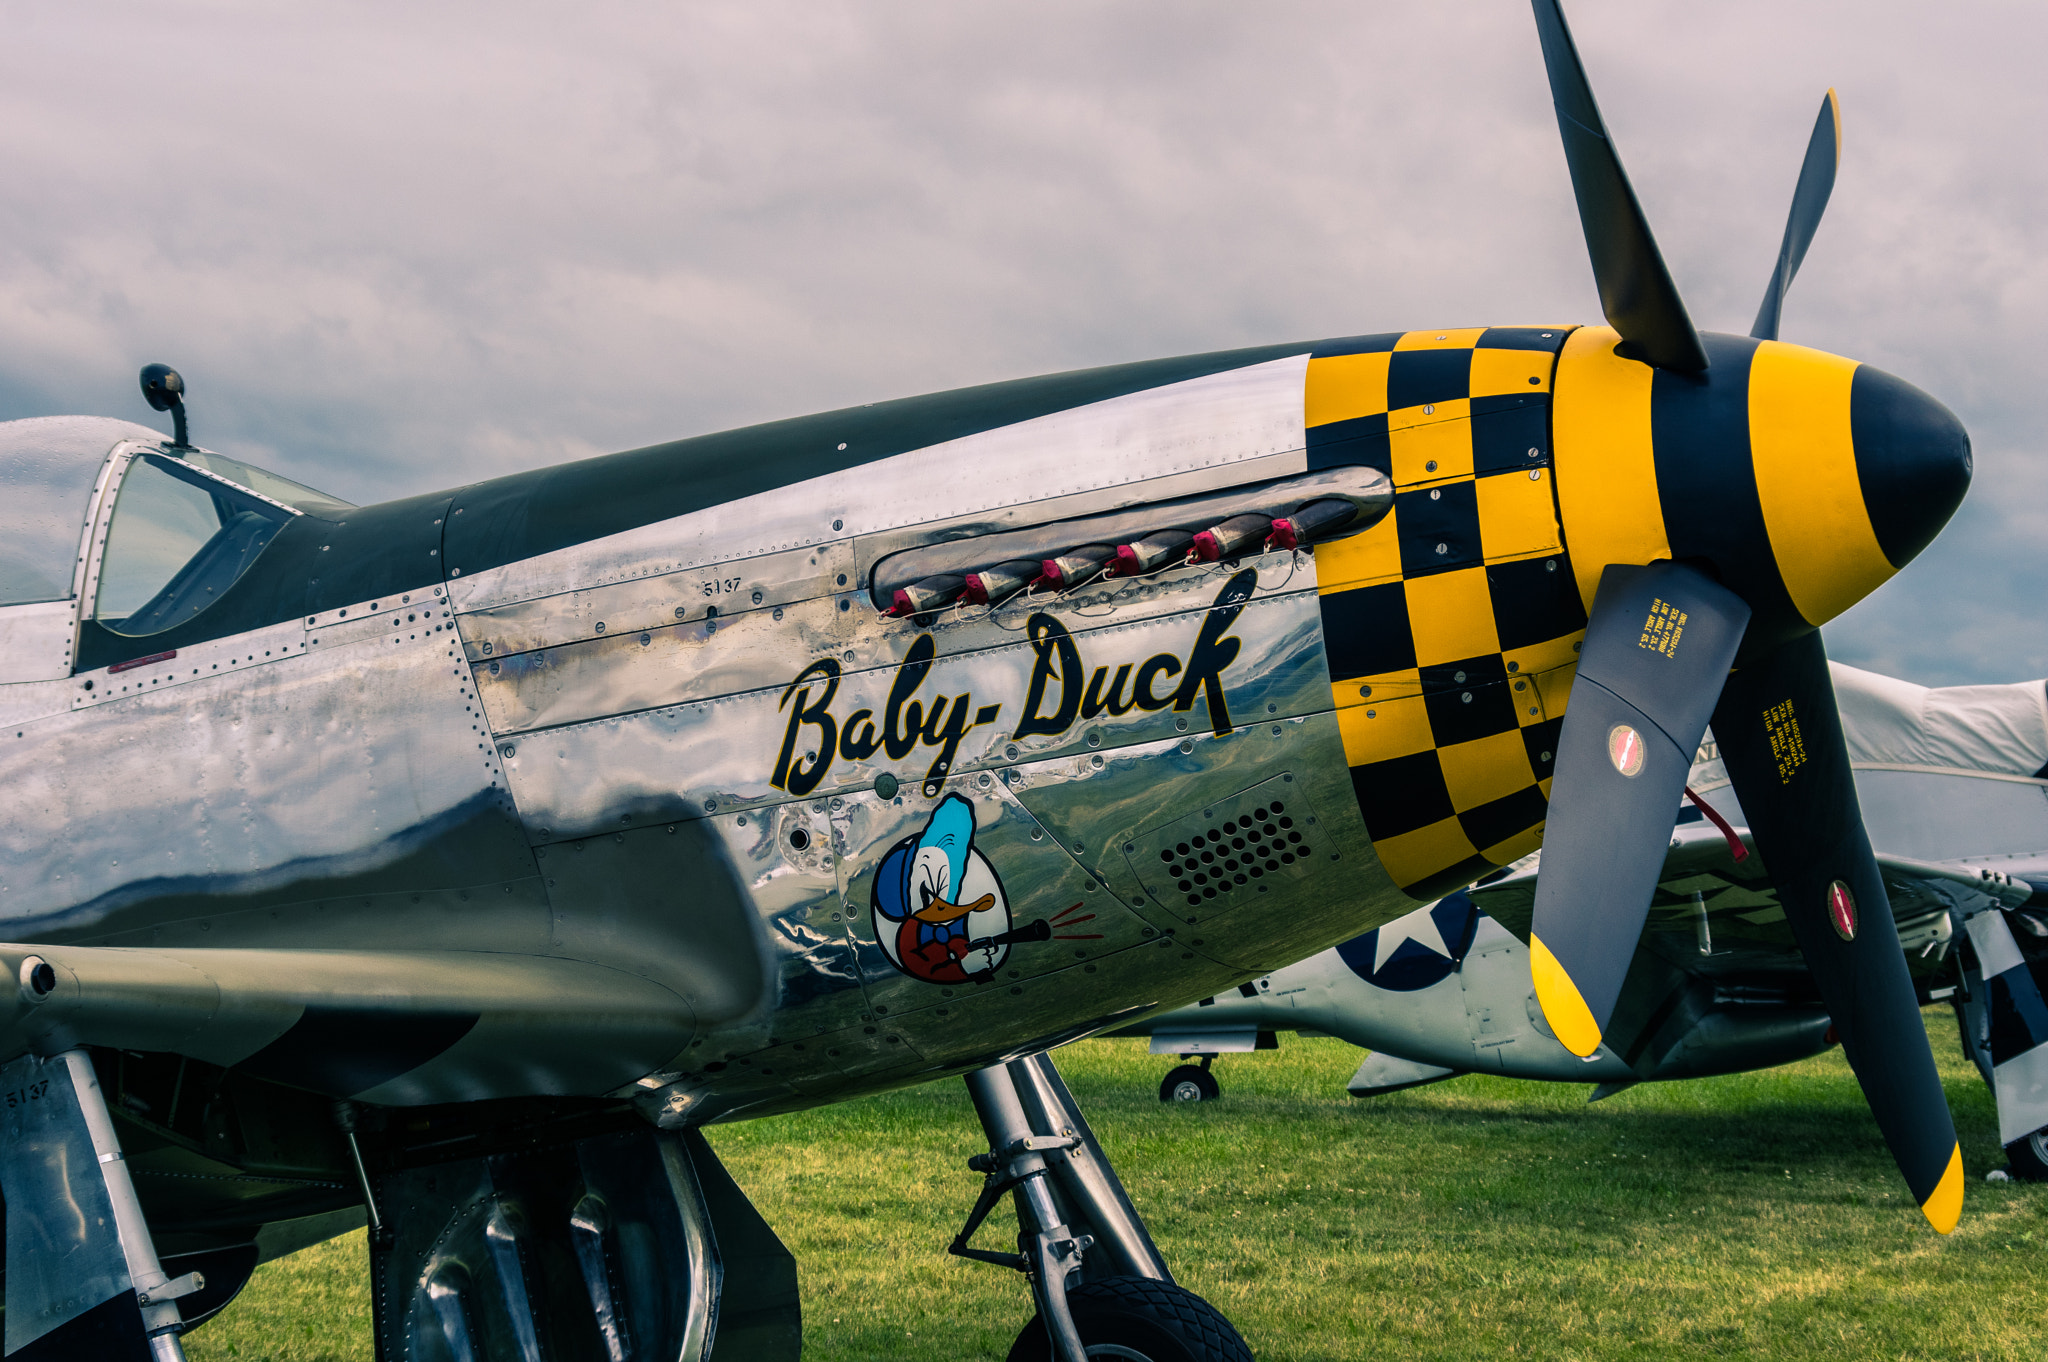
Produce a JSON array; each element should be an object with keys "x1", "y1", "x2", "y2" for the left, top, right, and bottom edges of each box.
[
  {"x1": 2003, "y1": 1127, "x2": 2048, "y2": 1181},
  {"x1": 1158, "y1": 1055, "x2": 1220, "y2": 1103},
  {"x1": 953, "y1": 1052, "x2": 1251, "y2": 1362}
]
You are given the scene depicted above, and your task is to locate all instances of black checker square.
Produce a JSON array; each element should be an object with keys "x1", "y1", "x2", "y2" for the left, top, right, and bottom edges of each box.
[
  {"x1": 1306, "y1": 411, "x2": 1391, "y2": 475},
  {"x1": 1423, "y1": 675, "x2": 1520, "y2": 749},
  {"x1": 1487, "y1": 555, "x2": 1588, "y2": 652},
  {"x1": 1350, "y1": 749, "x2": 1454, "y2": 841},
  {"x1": 1521, "y1": 717, "x2": 1564, "y2": 779},
  {"x1": 1470, "y1": 403, "x2": 1551, "y2": 476},
  {"x1": 1396, "y1": 480, "x2": 1481, "y2": 578},
  {"x1": 1317, "y1": 580, "x2": 1416, "y2": 680},
  {"x1": 1458, "y1": 783, "x2": 1549, "y2": 854},
  {"x1": 1310, "y1": 332, "x2": 1403, "y2": 358},
  {"x1": 1387, "y1": 347, "x2": 1473, "y2": 411},
  {"x1": 1477, "y1": 326, "x2": 1568, "y2": 352}
]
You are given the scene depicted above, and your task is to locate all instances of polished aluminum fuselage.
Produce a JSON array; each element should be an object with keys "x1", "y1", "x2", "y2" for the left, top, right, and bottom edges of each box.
[{"x1": 0, "y1": 356, "x2": 1414, "y2": 1125}]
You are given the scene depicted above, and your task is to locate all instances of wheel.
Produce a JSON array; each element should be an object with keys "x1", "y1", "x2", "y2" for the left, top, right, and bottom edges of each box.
[
  {"x1": 1157, "y1": 1065, "x2": 1219, "y2": 1103},
  {"x1": 2004, "y1": 1126, "x2": 2048, "y2": 1181},
  {"x1": 1007, "y1": 1275, "x2": 1253, "y2": 1362}
]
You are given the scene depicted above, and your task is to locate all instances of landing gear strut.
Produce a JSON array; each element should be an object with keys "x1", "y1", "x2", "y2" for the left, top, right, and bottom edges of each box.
[
  {"x1": 953, "y1": 1052, "x2": 1251, "y2": 1362},
  {"x1": 0, "y1": 1051, "x2": 202, "y2": 1361}
]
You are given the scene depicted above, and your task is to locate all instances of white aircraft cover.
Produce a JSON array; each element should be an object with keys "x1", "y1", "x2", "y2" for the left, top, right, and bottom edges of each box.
[{"x1": 1834, "y1": 663, "x2": 2048, "y2": 779}]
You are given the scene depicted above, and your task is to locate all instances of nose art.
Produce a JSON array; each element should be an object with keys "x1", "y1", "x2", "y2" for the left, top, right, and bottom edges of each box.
[{"x1": 1851, "y1": 365, "x2": 1971, "y2": 570}]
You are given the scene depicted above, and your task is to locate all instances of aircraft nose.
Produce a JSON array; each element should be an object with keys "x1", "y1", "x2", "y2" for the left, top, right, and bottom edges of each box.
[{"x1": 1851, "y1": 364, "x2": 1971, "y2": 572}]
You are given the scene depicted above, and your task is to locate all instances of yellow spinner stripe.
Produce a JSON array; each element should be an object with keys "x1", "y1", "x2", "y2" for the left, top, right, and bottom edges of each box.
[
  {"x1": 1921, "y1": 1144, "x2": 1964, "y2": 1234},
  {"x1": 1529, "y1": 934, "x2": 1603, "y2": 1058},
  {"x1": 1749, "y1": 341, "x2": 1895, "y2": 625},
  {"x1": 1551, "y1": 326, "x2": 1666, "y2": 615}
]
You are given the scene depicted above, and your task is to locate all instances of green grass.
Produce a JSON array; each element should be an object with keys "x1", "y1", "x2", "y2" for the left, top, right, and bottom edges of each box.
[{"x1": 187, "y1": 1012, "x2": 2045, "y2": 1361}]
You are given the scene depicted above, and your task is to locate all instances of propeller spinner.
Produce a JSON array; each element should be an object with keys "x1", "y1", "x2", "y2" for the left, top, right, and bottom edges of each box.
[{"x1": 1524, "y1": 0, "x2": 1970, "y2": 1232}]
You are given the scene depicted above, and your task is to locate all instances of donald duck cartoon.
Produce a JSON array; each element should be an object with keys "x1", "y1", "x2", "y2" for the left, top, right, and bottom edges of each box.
[{"x1": 871, "y1": 794, "x2": 1018, "y2": 984}]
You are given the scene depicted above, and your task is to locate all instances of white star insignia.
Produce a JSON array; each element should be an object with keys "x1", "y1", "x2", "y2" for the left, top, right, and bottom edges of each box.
[{"x1": 1372, "y1": 904, "x2": 1454, "y2": 974}]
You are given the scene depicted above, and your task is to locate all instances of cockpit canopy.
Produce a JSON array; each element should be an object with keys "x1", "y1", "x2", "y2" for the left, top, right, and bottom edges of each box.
[
  {"x1": 0, "y1": 416, "x2": 352, "y2": 639},
  {"x1": 0, "y1": 417, "x2": 157, "y2": 605}
]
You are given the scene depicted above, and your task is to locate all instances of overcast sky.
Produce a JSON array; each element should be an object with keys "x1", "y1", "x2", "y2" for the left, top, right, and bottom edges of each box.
[{"x1": 0, "y1": 1, "x2": 2038, "y2": 685}]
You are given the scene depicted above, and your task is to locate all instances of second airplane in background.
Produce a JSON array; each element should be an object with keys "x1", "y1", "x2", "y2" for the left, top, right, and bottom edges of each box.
[{"x1": 1132, "y1": 663, "x2": 2048, "y2": 1177}]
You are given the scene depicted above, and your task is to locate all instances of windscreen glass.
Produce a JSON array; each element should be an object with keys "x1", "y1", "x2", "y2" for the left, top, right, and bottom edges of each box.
[
  {"x1": 94, "y1": 454, "x2": 297, "y2": 636},
  {"x1": 182, "y1": 450, "x2": 354, "y2": 515}
]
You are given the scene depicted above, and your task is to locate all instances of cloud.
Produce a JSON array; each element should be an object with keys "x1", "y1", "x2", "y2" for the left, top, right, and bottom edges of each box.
[{"x1": 0, "y1": 0, "x2": 2039, "y2": 682}]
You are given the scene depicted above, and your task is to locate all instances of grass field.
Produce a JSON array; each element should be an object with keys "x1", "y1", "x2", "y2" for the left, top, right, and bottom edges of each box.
[{"x1": 185, "y1": 1013, "x2": 2045, "y2": 1361}]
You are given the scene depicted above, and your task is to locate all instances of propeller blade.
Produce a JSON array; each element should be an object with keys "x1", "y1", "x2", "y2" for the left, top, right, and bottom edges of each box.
[
  {"x1": 1712, "y1": 630, "x2": 1965, "y2": 1232},
  {"x1": 1750, "y1": 90, "x2": 1843, "y2": 341},
  {"x1": 1530, "y1": 562, "x2": 1749, "y2": 1055},
  {"x1": 1529, "y1": 0, "x2": 1709, "y2": 372}
]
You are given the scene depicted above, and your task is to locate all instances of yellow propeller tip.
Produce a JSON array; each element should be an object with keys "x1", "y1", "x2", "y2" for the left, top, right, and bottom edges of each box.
[
  {"x1": 1921, "y1": 1144, "x2": 1964, "y2": 1234},
  {"x1": 1529, "y1": 935, "x2": 1604, "y2": 1058}
]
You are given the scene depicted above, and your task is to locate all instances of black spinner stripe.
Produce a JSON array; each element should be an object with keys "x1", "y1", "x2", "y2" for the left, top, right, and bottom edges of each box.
[{"x1": 1650, "y1": 333, "x2": 1801, "y2": 652}]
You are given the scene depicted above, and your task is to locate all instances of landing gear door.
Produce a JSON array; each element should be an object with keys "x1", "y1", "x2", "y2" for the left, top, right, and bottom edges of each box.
[{"x1": 1460, "y1": 926, "x2": 1531, "y2": 1071}]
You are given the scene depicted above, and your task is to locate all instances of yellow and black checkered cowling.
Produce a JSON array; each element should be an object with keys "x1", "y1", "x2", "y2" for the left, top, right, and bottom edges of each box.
[
  {"x1": 1307, "y1": 323, "x2": 1969, "y2": 902},
  {"x1": 1308, "y1": 326, "x2": 1578, "y2": 901}
]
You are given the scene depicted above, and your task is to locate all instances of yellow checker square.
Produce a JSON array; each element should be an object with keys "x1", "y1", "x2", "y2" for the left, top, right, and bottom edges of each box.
[
  {"x1": 1437, "y1": 728, "x2": 1537, "y2": 813},
  {"x1": 1339, "y1": 692, "x2": 1433, "y2": 768},
  {"x1": 1304, "y1": 352, "x2": 1391, "y2": 428},
  {"x1": 1404, "y1": 568, "x2": 1501, "y2": 666},
  {"x1": 1479, "y1": 821, "x2": 1545, "y2": 866},
  {"x1": 1373, "y1": 816, "x2": 1480, "y2": 890},
  {"x1": 1506, "y1": 674, "x2": 1547, "y2": 726},
  {"x1": 1476, "y1": 468, "x2": 1562, "y2": 561},
  {"x1": 1386, "y1": 396, "x2": 1470, "y2": 435},
  {"x1": 1395, "y1": 328, "x2": 1487, "y2": 351},
  {"x1": 1389, "y1": 417, "x2": 1474, "y2": 486},
  {"x1": 1313, "y1": 515, "x2": 1402, "y2": 593},
  {"x1": 1470, "y1": 347, "x2": 1554, "y2": 397},
  {"x1": 1532, "y1": 662, "x2": 1578, "y2": 721}
]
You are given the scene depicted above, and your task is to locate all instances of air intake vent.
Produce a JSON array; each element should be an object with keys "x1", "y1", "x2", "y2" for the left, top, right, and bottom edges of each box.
[{"x1": 1124, "y1": 775, "x2": 1325, "y2": 923}]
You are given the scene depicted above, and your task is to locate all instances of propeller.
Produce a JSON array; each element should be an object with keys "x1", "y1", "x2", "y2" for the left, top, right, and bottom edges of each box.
[
  {"x1": 1525, "y1": 0, "x2": 1965, "y2": 1231},
  {"x1": 1752, "y1": 91, "x2": 1842, "y2": 341},
  {"x1": 1530, "y1": 0, "x2": 1708, "y2": 371},
  {"x1": 1527, "y1": 562, "x2": 1748, "y2": 1053},
  {"x1": 1711, "y1": 633, "x2": 1965, "y2": 1231}
]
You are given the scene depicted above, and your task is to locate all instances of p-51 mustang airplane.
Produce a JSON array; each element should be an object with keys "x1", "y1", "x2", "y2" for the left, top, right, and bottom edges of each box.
[
  {"x1": 1131, "y1": 664, "x2": 2048, "y2": 1178},
  {"x1": 0, "y1": 4, "x2": 1976, "y2": 1360}
]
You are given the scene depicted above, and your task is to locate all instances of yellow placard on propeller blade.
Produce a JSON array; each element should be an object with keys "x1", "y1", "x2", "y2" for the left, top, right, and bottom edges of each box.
[
  {"x1": 1921, "y1": 1144, "x2": 1964, "y2": 1235},
  {"x1": 1530, "y1": 935, "x2": 1603, "y2": 1058}
]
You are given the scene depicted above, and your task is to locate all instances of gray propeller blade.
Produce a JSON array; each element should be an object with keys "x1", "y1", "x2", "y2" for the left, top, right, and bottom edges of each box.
[
  {"x1": 1529, "y1": 562, "x2": 1749, "y2": 1053},
  {"x1": 1711, "y1": 629, "x2": 1964, "y2": 1231},
  {"x1": 1751, "y1": 90, "x2": 1843, "y2": 341},
  {"x1": 1530, "y1": 0, "x2": 1709, "y2": 372}
]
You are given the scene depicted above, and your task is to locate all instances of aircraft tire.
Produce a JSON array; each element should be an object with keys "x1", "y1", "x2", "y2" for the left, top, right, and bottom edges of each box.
[
  {"x1": 1158, "y1": 1065, "x2": 1219, "y2": 1103},
  {"x1": 1006, "y1": 1275, "x2": 1253, "y2": 1362},
  {"x1": 2002, "y1": 1127, "x2": 2048, "y2": 1181}
]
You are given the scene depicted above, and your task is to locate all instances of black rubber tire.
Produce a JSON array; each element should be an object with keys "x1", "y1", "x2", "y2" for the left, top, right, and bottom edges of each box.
[
  {"x1": 1006, "y1": 1275, "x2": 1254, "y2": 1362},
  {"x1": 2004, "y1": 1126, "x2": 2048, "y2": 1181},
  {"x1": 1158, "y1": 1065, "x2": 1219, "y2": 1103}
]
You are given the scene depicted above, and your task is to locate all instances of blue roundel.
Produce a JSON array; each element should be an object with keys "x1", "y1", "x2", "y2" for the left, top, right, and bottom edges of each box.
[{"x1": 1334, "y1": 892, "x2": 1480, "y2": 992}]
